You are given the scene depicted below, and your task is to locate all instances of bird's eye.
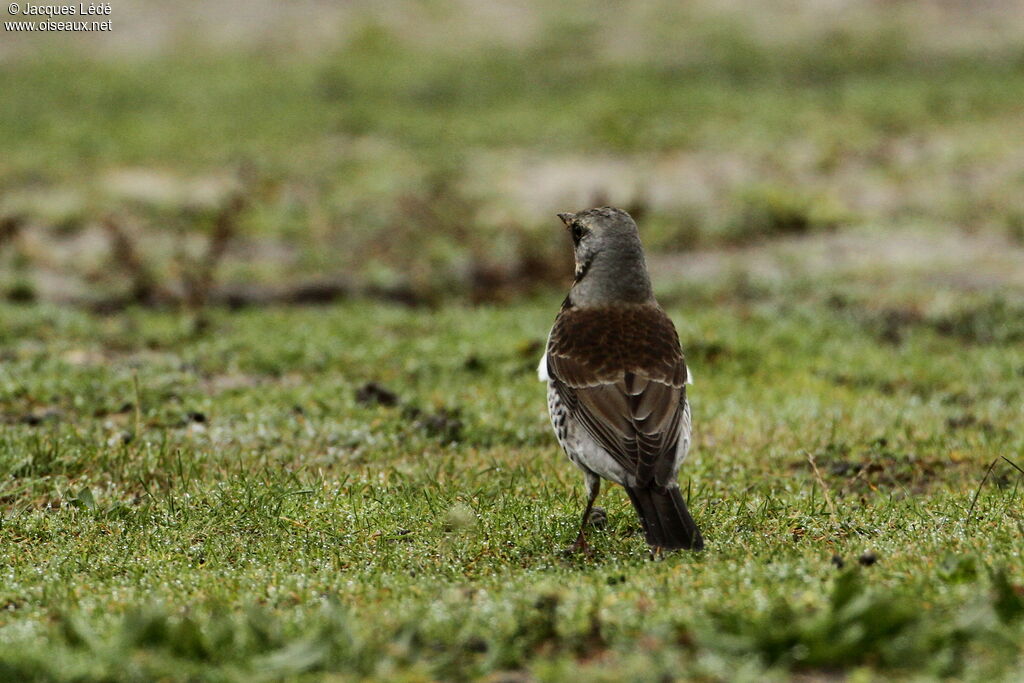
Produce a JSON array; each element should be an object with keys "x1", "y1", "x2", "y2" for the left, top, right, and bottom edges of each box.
[{"x1": 571, "y1": 224, "x2": 586, "y2": 243}]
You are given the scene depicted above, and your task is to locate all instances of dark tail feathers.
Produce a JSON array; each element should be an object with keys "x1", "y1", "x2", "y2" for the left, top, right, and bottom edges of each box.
[{"x1": 625, "y1": 485, "x2": 704, "y2": 551}]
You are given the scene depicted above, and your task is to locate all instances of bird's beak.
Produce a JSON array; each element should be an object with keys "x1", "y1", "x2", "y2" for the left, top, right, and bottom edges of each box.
[{"x1": 557, "y1": 212, "x2": 575, "y2": 227}]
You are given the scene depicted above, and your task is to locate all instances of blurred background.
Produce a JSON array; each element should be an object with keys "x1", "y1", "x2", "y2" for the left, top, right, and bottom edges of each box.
[{"x1": 2, "y1": 0, "x2": 1024, "y2": 313}]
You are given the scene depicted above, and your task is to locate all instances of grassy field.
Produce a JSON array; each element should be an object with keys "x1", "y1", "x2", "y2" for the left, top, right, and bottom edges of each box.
[
  {"x1": 2, "y1": 1, "x2": 1024, "y2": 680},
  {"x1": 4, "y1": 2, "x2": 1024, "y2": 305},
  {"x1": 1, "y1": 294, "x2": 1022, "y2": 680}
]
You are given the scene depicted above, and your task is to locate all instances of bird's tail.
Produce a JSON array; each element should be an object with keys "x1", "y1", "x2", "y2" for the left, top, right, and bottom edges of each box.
[{"x1": 624, "y1": 485, "x2": 703, "y2": 551}]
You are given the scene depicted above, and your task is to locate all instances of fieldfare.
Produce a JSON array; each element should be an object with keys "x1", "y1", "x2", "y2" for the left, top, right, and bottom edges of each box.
[{"x1": 539, "y1": 207, "x2": 703, "y2": 553}]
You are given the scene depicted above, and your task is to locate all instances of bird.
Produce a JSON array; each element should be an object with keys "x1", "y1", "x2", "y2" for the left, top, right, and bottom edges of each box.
[{"x1": 538, "y1": 206, "x2": 703, "y2": 554}]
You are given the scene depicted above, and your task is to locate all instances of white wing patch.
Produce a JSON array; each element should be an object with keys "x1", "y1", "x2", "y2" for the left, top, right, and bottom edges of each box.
[
  {"x1": 537, "y1": 328, "x2": 552, "y2": 381},
  {"x1": 686, "y1": 363, "x2": 694, "y2": 385}
]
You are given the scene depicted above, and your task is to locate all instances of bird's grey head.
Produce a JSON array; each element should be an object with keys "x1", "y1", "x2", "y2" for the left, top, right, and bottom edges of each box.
[{"x1": 557, "y1": 207, "x2": 654, "y2": 306}]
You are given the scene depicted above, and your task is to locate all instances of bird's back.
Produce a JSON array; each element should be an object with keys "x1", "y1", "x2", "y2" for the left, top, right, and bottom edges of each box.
[
  {"x1": 546, "y1": 303, "x2": 687, "y2": 386},
  {"x1": 545, "y1": 302, "x2": 690, "y2": 488}
]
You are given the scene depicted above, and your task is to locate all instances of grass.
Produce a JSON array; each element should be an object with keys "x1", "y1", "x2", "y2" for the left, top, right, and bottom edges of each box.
[
  {"x1": 1, "y1": 291, "x2": 1022, "y2": 680},
  {"x1": 3, "y1": 8, "x2": 1024, "y2": 304},
  {"x1": 2, "y1": 2, "x2": 1024, "y2": 679}
]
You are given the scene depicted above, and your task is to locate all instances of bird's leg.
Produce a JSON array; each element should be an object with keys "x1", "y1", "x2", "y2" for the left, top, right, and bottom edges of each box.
[{"x1": 567, "y1": 474, "x2": 600, "y2": 554}]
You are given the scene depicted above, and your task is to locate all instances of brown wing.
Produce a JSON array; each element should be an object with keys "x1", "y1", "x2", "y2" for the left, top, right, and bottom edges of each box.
[{"x1": 546, "y1": 303, "x2": 688, "y2": 487}]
